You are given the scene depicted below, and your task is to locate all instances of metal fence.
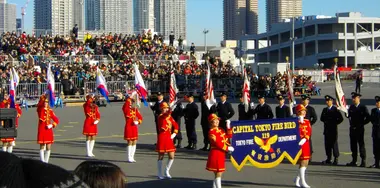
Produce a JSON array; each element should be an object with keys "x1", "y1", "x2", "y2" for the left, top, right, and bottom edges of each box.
[
  {"x1": 1, "y1": 83, "x2": 63, "y2": 98},
  {"x1": 31, "y1": 55, "x2": 114, "y2": 66},
  {"x1": 362, "y1": 70, "x2": 380, "y2": 83}
]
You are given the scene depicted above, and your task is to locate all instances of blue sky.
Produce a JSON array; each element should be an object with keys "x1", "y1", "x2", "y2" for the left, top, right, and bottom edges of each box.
[{"x1": 11, "y1": 0, "x2": 380, "y2": 45}]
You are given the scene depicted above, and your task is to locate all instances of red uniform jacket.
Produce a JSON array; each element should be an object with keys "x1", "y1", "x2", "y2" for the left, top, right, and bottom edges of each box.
[
  {"x1": 299, "y1": 119, "x2": 312, "y2": 160},
  {"x1": 156, "y1": 113, "x2": 178, "y2": 153},
  {"x1": 206, "y1": 127, "x2": 232, "y2": 172},
  {"x1": 83, "y1": 101, "x2": 100, "y2": 136},
  {"x1": 123, "y1": 98, "x2": 143, "y2": 140},
  {"x1": 37, "y1": 107, "x2": 59, "y2": 144}
]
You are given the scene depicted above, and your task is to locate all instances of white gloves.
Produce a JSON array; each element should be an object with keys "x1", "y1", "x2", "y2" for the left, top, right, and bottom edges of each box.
[
  {"x1": 180, "y1": 104, "x2": 185, "y2": 109},
  {"x1": 47, "y1": 124, "x2": 53, "y2": 129},
  {"x1": 133, "y1": 121, "x2": 139, "y2": 125},
  {"x1": 226, "y1": 120, "x2": 231, "y2": 129},
  {"x1": 94, "y1": 120, "x2": 99, "y2": 125},
  {"x1": 250, "y1": 102, "x2": 255, "y2": 108},
  {"x1": 228, "y1": 146, "x2": 235, "y2": 152},
  {"x1": 170, "y1": 133, "x2": 177, "y2": 139},
  {"x1": 298, "y1": 138, "x2": 307, "y2": 146},
  {"x1": 149, "y1": 102, "x2": 154, "y2": 106},
  {"x1": 298, "y1": 116, "x2": 304, "y2": 123},
  {"x1": 346, "y1": 105, "x2": 349, "y2": 110}
]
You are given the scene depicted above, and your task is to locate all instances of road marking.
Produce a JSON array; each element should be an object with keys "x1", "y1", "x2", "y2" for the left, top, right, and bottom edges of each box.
[
  {"x1": 57, "y1": 130, "x2": 67, "y2": 132},
  {"x1": 340, "y1": 152, "x2": 352, "y2": 155},
  {"x1": 68, "y1": 122, "x2": 79, "y2": 124},
  {"x1": 64, "y1": 126, "x2": 74, "y2": 128},
  {"x1": 55, "y1": 134, "x2": 62, "y2": 137}
]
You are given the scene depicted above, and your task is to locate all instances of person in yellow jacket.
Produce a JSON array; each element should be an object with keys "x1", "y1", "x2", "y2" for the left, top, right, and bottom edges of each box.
[{"x1": 84, "y1": 33, "x2": 92, "y2": 43}]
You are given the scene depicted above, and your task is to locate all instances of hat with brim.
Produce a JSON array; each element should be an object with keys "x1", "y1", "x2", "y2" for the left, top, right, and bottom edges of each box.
[
  {"x1": 295, "y1": 104, "x2": 307, "y2": 113},
  {"x1": 351, "y1": 92, "x2": 362, "y2": 98},
  {"x1": 208, "y1": 114, "x2": 220, "y2": 122},
  {"x1": 325, "y1": 95, "x2": 335, "y2": 101}
]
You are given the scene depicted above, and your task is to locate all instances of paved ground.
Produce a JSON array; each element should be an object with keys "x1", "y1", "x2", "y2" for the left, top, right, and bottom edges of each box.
[{"x1": 11, "y1": 82, "x2": 380, "y2": 188}]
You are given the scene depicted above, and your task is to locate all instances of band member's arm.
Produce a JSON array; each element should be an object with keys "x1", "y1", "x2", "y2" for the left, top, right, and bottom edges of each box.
[
  {"x1": 310, "y1": 107, "x2": 318, "y2": 125},
  {"x1": 299, "y1": 123, "x2": 311, "y2": 140},
  {"x1": 16, "y1": 104, "x2": 22, "y2": 117},
  {"x1": 136, "y1": 110, "x2": 143, "y2": 124},
  {"x1": 209, "y1": 131, "x2": 228, "y2": 152},
  {"x1": 227, "y1": 103, "x2": 235, "y2": 119},
  {"x1": 95, "y1": 106, "x2": 101, "y2": 121},
  {"x1": 170, "y1": 117, "x2": 179, "y2": 134},
  {"x1": 122, "y1": 99, "x2": 131, "y2": 117},
  {"x1": 50, "y1": 110, "x2": 60, "y2": 127},
  {"x1": 267, "y1": 105, "x2": 274, "y2": 119}
]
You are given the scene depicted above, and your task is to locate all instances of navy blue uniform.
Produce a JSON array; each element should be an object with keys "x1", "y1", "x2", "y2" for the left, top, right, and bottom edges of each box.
[
  {"x1": 184, "y1": 102, "x2": 199, "y2": 146},
  {"x1": 370, "y1": 108, "x2": 380, "y2": 167}
]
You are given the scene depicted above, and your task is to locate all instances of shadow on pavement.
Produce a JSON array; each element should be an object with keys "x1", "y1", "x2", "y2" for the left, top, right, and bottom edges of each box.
[{"x1": 307, "y1": 169, "x2": 380, "y2": 182}]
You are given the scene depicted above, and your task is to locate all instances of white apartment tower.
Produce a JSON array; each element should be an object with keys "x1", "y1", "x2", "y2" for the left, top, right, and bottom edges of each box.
[
  {"x1": 34, "y1": 0, "x2": 73, "y2": 36},
  {"x1": 0, "y1": 0, "x2": 16, "y2": 33},
  {"x1": 134, "y1": 0, "x2": 155, "y2": 33},
  {"x1": 154, "y1": 0, "x2": 186, "y2": 40},
  {"x1": 73, "y1": 0, "x2": 85, "y2": 31},
  {"x1": 266, "y1": 0, "x2": 302, "y2": 31}
]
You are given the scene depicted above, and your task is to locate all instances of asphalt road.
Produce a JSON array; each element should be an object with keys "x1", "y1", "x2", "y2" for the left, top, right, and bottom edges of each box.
[{"x1": 11, "y1": 82, "x2": 380, "y2": 188}]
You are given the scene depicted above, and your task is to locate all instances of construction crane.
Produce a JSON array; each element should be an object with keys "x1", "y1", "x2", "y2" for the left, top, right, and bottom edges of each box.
[{"x1": 21, "y1": 0, "x2": 30, "y2": 32}]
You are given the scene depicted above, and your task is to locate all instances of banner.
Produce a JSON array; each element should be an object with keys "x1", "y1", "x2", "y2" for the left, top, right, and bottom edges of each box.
[
  {"x1": 230, "y1": 118, "x2": 302, "y2": 171},
  {"x1": 334, "y1": 65, "x2": 348, "y2": 115}
]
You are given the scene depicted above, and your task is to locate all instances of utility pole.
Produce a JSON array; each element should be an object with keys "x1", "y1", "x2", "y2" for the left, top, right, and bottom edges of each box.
[
  {"x1": 203, "y1": 29, "x2": 209, "y2": 52},
  {"x1": 291, "y1": 17, "x2": 295, "y2": 73}
]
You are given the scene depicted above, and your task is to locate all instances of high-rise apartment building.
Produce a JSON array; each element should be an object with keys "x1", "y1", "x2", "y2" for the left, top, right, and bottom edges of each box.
[
  {"x1": 73, "y1": 0, "x2": 85, "y2": 31},
  {"x1": 85, "y1": 0, "x2": 133, "y2": 34},
  {"x1": 0, "y1": 0, "x2": 16, "y2": 33},
  {"x1": 34, "y1": 0, "x2": 73, "y2": 36},
  {"x1": 134, "y1": 0, "x2": 155, "y2": 33},
  {"x1": 154, "y1": 0, "x2": 186, "y2": 40},
  {"x1": 223, "y1": 0, "x2": 258, "y2": 40},
  {"x1": 266, "y1": 0, "x2": 302, "y2": 31}
]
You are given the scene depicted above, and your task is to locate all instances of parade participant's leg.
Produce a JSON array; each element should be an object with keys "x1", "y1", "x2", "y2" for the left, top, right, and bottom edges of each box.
[
  {"x1": 45, "y1": 144, "x2": 52, "y2": 163},
  {"x1": 185, "y1": 124, "x2": 192, "y2": 149},
  {"x1": 294, "y1": 167, "x2": 301, "y2": 188},
  {"x1": 6, "y1": 142, "x2": 13, "y2": 153},
  {"x1": 347, "y1": 129, "x2": 358, "y2": 166},
  {"x1": 175, "y1": 131, "x2": 182, "y2": 148},
  {"x1": 157, "y1": 153, "x2": 165, "y2": 180},
  {"x1": 86, "y1": 136, "x2": 91, "y2": 157},
  {"x1": 332, "y1": 134, "x2": 339, "y2": 165},
  {"x1": 39, "y1": 144, "x2": 46, "y2": 162},
  {"x1": 323, "y1": 135, "x2": 332, "y2": 164},
  {"x1": 214, "y1": 172, "x2": 223, "y2": 188},
  {"x1": 200, "y1": 125, "x2": 209, "y2": 151},
  {"x1": 373, "y1": 137, "x2": 380, "y2": 168},
  {"x1": 299, "y1": 160, "x2": 310, "y2": 188},
  {"x1": 126, "y1": 140, "x2": 133, "y2": 163},
  {"x1": 191, "y1": 124, "x2": 197, "y2": 150},
  {"x1": 90, "y1": 136, "x2": 96, "y2": 157},
  {"x1": 358, "y1": 129, "x2": 366, "y2": 167},
  {"x1": 164, "y1": 152, "x2": 175, "y2": 179},
  {"x1": 131, "y1": 140, "x2": 137, "y2": 163}
]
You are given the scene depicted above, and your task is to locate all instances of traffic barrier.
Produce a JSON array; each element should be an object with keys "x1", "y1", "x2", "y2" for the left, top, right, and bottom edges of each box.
[{"x1": 2, "y1": 83, "x2": 63, "y2": 98}]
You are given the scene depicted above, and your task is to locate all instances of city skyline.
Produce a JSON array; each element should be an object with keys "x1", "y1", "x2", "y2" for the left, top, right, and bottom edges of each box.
[{"x1": 8, "y1": 0, "x2": 380, "y2": 46}]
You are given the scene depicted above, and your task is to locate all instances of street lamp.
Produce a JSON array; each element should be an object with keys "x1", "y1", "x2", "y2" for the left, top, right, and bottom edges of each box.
[
  {"x1": 203, "y1": 29, "x2": 209, "y2": 52},
  {"x1": 314, "y1": 63, "x2": 324, "y2": 70}
]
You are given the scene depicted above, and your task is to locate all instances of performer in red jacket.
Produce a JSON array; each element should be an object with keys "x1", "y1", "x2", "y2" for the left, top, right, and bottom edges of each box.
[
  {"x1": 156, "y1": 102, "x2": 179, "y2": 180},
  {"x1": 37, "y1": 95, "x2": 59, "y2": 163},
  {"x1": 0, "y1": 97, "x2": 22, "y2": 153},
  {"x1": 294, "y1": 104, "x2": 312, "y2": 188},
  {"x1": 206, "y1": 114, "x2": 234, "y2": 188},
  {"x1": 83, "y1": 94, "x2": 100, "y2": 157},
  {"x1": 123, "y1": 93, "x2": 143, "y2": 163}
]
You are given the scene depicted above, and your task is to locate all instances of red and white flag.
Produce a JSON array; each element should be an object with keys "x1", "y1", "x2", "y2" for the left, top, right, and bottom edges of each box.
[
  {"x1": 242, "y1": 69, "x2": 251, "y2": 112},
  {"x1": 334, "y1": 64, "x2": 348, "y2": 115},
  {"x1": 205, "y1": 64, "x2": 216, "y2": 109},
  {"x1": 286, "y1": 63, "x2": 296, "y2": 115},
  {"x1": 169, "y1": 71, "x2": 179, "y2": 109}
]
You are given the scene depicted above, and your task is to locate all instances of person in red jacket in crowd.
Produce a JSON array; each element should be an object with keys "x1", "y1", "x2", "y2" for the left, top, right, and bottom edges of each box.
[
  {"x1": 0, "y1": 96, "x2": 22, "y2": 153},
  {"x1": 206, "y1": 114, "x2": 234, "y2": 188},
  {"x1": 36, "y1": 94, "x2": 59, "y2": 163},
  {"x1": 156, "y1": 102, "x2": 178, "y2": 180},
  {"x1": 294, "y1": 104, "x2": 312, "y2": 188},
  {"x1": 122, "y1": 91, "x2": 143, "y2": 163},
  {"x1": 83, "y1": 94, "x2": 100, "y2": 157}
]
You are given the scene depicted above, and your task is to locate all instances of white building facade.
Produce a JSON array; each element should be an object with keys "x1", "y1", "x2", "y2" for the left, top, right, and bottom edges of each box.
[
  {"x1": 240, "y1": 12, "x2": 380, "y2": 68},
  {"x1": 154, "y1": 0, "x2": 186, "y2": 41},
  {"x1": 134, "y1": 0, "x2": 155, "y2": 33},
  {"x1": 0, "y1": 0, "x2": 16, "y2": 33}
]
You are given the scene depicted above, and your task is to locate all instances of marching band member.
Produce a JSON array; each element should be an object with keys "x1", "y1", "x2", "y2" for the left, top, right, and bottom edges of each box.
[
  {"x1": 83, "y1": 94, "x2": 101, "y2": 157},
  {"x1": 0, "y1": 96, "x2": 22, "y2": 153},
  {"x1": 206, "y1": 113, "x2": 234, "y2": 188},
  {"x1": 123, "y1": 92, "x2": 143, "y2": 163},
  {"x1": 294, "y1": 104, "x2": 311, "y2": 188},
  {"x1": 37, "y1": 94, "x2": 59, "y2": 163},
  {"x1": 156, "y1": 102, "x2": 179, "y2": 180}
]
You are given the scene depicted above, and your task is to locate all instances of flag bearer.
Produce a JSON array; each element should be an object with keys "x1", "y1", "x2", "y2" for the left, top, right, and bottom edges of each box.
[{"x1": 83, "y1": 94, "x2": 100, "y2": 157}]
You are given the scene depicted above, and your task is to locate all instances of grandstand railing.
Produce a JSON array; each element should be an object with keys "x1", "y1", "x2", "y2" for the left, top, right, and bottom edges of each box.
[{"x1": 31, "y1": 55, "x2": 114, "y2": 66}]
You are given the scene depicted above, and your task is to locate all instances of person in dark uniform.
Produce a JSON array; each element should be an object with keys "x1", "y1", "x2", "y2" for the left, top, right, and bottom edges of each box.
[
  {"x1": 150, "y1": 92, "x2": 165, "y2": 136},
  {"x1": 252, "y1": 95, "x2": 274, "y2": 120},
  {"x1": 200, "y1": 93, "x2": 216, "y2": 151},
  {"x1": 183, "y1": 94, "x2": 199, "y2": 150},
  {"x1": 216, "y1": 92, "x2": 235, "y2": 131},
  {"x1": 369, "y1": 96, "x2": 380, "y2": 168},
  {"x1": 355, "y1": 75, "x2": 362, "y2": 94},
  {"x1": 238, "y1": 93, "x2": 254, "y2": 121},
  {"x1": 346, "y1": 92, "x2": 371, "y2": 167},
  {"x1": 275, "y1": 95, "x2": 291, "y2": 118},
  {"x1": 171, "y1": 99, "x2": 184, "y2": 148},
  {"x1": 301, "y1": 95, "x2": 318, "y2": 159},
  {"x1": 320, "y1": 95, "x2": 344, "y2": 165}
]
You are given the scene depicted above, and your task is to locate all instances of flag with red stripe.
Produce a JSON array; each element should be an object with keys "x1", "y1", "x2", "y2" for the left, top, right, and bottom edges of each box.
[{"x1": 169, "y1": 71, "x2": 178, "y2": 108}]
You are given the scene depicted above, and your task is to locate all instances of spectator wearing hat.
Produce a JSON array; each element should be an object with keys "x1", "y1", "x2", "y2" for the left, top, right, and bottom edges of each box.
[
  {"x1": 74, "y1": 161, "x2": 126, "y2": 188},
  {"x1": 150, "y1": 92, "x2": 166, "y2": 140},
  {"x1": 122, "y1": 91, "x2": 143, "y2": 163},
  {"x1": 82, "y1": 94, "x2": 100, "y2": 158},
  {"x1": 252, "y1": 95, "x2": 274, "y2": 120},
  {"x1": 36, "y1": 94, "x2": 60, "y2": 163},
  {"x1": 0, "y1": 95, "x2": 22, "y2": 153},
  {"x1": 300, "y1": 95, "x2": 317, "y2": 159},
  {"x1": 216, "y1": 92, "x2": 235, "y2": 132},
  {"x1": 320, "y1": 95, "x2": 343, "y2": 165},
  {"x1": 237, "y1": 93, "x2": 254, "y2": 121},
  {"x1": 183, "y1": 93, "x2": 199, "y2": 150},
  {"x1": 369, "y1": 96, "x2": 380, "y2": 168},
  {"x1": 294, "y1": 104, "x2": 312, "y2": 188},
  {"x1": 346, "y1": 92, "x2": 371, "y2": 167},
  {"x1": 156, "y1": 102, "x2": 178, "y2": 179},
  {"x1": 206, "y1": 113, "x2": 234, "y2": 188},
  {"x1": 171, "y1": 97, "x2": 185, "y2": 148},
  {"x1": 275, "y1": 95, "x2": 291, "y2": 119},
  {"x1": 200, "y1": 92, "x2": 217, "y2": 151}
]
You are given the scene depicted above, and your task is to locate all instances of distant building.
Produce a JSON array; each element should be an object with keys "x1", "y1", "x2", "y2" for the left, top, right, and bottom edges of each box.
[
  {"x1": 134, "y1": 0, "x2": 155, "y2": 33},
  {"x1": 209, "y1": 47, "x2": 236, "y2": 64},
  {"x1": 0, "y1": 0, "x2": 16, "y2": 33},
  {"x1": 266, "y1": 0, "x2": 302, "y2": 31},
  {"x1": 240, "y1": 12, "x2": 380, "y2": 68},
  {"x1": 73, "y1": 0, "x2": 85, "y2": 31},
  {"x1": 16, "y1": 18, "x2": 21, "y2": 31}
]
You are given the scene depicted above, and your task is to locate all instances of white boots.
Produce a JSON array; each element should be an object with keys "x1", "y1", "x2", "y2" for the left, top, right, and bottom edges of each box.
[
  {"x1": 86, "y1": 140, "x2": 95, "y2": 157},
  {"x1": 126, "y1": 145, "x2": 137, "y2": 163},
  {"x1": 213, "y1": 177, "x2": 221, "y2": 188},
  {"x1": 157, "y1": 159, "x2": 174, "y2": 180},
  {"x1": 295, "y1": 167, "x2": 310, "y2": 188},
  {"x1": 39, "y1": 149, "x2": 51, "y2": 163}
]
